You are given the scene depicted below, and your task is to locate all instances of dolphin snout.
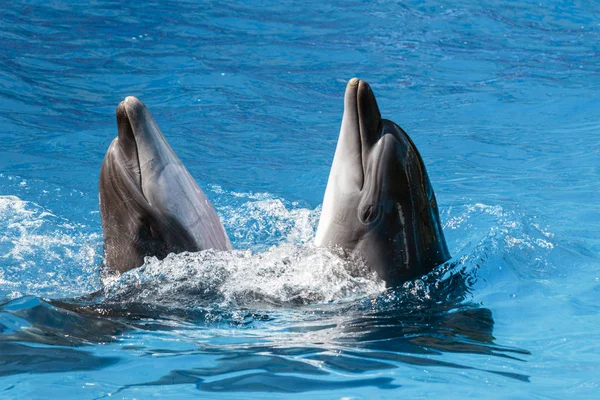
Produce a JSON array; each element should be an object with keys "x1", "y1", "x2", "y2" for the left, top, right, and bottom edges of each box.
[
  {"x1": 344, "y1": 79, "x2": 382, "y2": 143},
  {"x1": 116, "y1": 96, "x2": 154, "y2": 145},
  {"x1": 123, "y1": 96, "x2": 143, "y2": 108},
  {"x1": 356, "y1": 80, "x2": 382, "y2": 153},
  {"x1": 118, "y1": 96, "x2": 147, "y2": 120}
]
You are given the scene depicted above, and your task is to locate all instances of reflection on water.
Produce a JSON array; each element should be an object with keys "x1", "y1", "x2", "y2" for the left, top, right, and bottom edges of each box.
[
  {"x1": 0, "y1": 342, "x2": 118, "y2": 378},
  {"x1": 0, "y1": 260, "x2": 530, "y2": 393}
]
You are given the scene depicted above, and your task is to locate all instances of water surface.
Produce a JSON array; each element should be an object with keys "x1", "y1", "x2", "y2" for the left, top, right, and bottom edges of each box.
[{"x1": 1, "y1": 0, "x2": 599, "y2": 398}]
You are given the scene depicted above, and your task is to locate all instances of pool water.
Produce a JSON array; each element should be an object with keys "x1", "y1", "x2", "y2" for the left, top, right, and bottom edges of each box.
[{"x1": 1, "y1": 0, "x2": 599, "y2": 398}]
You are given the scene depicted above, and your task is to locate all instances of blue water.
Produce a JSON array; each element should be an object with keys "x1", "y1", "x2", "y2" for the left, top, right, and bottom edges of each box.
[{"x1": 1, "y1": 0, "x2": 599, "y2": 398}]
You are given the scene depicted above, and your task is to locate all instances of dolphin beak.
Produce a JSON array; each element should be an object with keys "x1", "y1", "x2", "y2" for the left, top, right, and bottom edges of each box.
[
  {"x1": 115, "y1": 96, "x2": 174, "y2": 199},
  {"x1": 356, "y1": 79, "x2": 382, "y2": 157},
  {"x1": 115, "y1": 97, "x2": 143, "y2": 189},
  {"x1": 116, "y1": 97, "x2": 134, "y2": 147},
  {"x1": 116, "y1": 96, "x2": 153, "y2": 145},
  {"x1": 341, "y1": 78, "x2": 382, "y2": 190}
]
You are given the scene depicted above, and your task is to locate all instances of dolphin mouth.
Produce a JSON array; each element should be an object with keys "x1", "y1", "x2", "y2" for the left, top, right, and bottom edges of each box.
[
  {"x1": 355, "y1": 79, "x2": 382, "y2": 157},
  {"x1": 344, "y1": 78, "x2": 382, "y2": 191},
  {"x1": 116, "y1": 97, "x2": 144, "y2": 194},
  {"x1": 115, "y1": 96, "x2": 172, "y2": 202}
]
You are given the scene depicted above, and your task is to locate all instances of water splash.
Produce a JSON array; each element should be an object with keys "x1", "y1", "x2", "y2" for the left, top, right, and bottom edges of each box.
[
  {"x1": 0, "y1": 195, "x2": 102, "y2": 299},
  {"x1": 210, "y1": 185, "x2": 320, "y2": 251},
  {"x1": 442, "y1": 202, "x2": 558, "y2": 280},
  {"x1": 0, "y1": 184, "x2": 561, "y2": 312},
  {"x1": 100, "y1": 245, "x2": 386, "y2": 309}
]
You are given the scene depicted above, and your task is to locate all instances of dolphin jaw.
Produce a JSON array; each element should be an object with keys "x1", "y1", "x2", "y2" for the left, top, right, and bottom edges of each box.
[
  {"x1": 356, "y1": 79, "x2": 382, "y2": 156},
  {"x1": 336, "y1": 78, "x2": 384, "y2": 192},
  {"x1": 355, "y1": 79, "x2": 383, "y2": 192},
  {"x1": 116, "y1": 96, "x2": 178, "y2": 203}
]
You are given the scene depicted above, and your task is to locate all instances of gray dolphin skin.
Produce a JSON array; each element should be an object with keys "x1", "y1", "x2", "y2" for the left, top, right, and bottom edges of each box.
[
  {"x1": 315, "y1": 78, "x2": 450, "y2": 286},
  {"x1": 99, "y1": 96, "x2": 231, "y2": 274}
]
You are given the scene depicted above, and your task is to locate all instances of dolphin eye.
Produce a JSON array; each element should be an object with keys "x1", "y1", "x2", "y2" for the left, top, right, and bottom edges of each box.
[
  {"x1": 359, "y1": 204, "x2": 379, "y2": 224},
  {"x1": 138, "y1": 218, "x2": 158, "y2": 241}
]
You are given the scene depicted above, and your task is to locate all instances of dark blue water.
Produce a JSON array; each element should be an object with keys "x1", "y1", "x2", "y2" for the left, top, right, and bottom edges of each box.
[{"x1": 1, "y1": 0, "x2": 599, "y2": 398}]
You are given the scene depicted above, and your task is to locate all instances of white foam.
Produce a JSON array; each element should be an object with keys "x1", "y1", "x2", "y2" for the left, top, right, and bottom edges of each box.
[
  {"x1": 220, "y1": 197, "x2": 320, "y2": 250},
  {"x1": 102, "y1": 245, "x2": 386, "y2": 308},
  {"x1": 0, "y1": 195, "x2": 102, "y2": 298}
]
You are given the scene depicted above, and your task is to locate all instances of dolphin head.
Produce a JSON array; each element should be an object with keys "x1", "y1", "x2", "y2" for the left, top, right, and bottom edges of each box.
[
  {"x1": 315, "y1": 78, "x2": 450, "y2": 286},
  {"x1": 99, "y1": 97, "x2": 231, "y2": 273}
]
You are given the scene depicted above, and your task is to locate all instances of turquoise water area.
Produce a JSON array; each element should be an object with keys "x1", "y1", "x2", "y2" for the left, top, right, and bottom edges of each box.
[{"x1": 1, "y1": 0, "x2": 599, "y2": 398}]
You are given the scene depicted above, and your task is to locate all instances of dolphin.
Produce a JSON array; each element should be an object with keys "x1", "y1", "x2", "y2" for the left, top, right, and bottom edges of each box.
[
  {"x1": 99, "y1": 96, "x2": 231, "y2": 274},
  {"x1": 315, "y1": 78, "x2": 450, "y2": 286}
]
